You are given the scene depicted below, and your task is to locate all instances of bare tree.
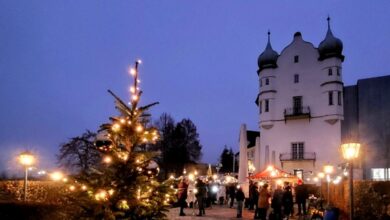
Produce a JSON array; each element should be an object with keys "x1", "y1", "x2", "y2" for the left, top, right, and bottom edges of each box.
[{"x1": 57, "y1": 130, "x2": 100, "y2": 175}]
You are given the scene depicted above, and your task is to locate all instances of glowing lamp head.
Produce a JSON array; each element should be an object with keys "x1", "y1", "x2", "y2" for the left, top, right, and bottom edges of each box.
[
  {"x1": 188, "y1": 173, "x2": 195, "y2": 181},
  {"x1": 18, "y1": 152, "x2": 35, "y2": 167},
  {"x1": 341, "y1": 143, "x2": 360, "y2": 160},
  {"x1": 317, "y1": 172, "x2": 325, "y2": 179}
]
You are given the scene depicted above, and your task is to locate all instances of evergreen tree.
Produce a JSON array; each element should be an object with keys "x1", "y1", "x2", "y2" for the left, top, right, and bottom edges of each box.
[
  {"x1": 58, "y1": 60, "x2": 176, "y2": 219},
  {"x1": 154, "y1": 115, "x2": 203, "y2": 177},
  {"x1": 219, "y1": 145, "x2": 234, "y2": 173}
]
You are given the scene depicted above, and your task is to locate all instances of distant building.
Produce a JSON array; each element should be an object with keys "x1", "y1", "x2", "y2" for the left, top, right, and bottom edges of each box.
[{"x1": 239, "y1": 18, "x2": 390, "y2": 182}]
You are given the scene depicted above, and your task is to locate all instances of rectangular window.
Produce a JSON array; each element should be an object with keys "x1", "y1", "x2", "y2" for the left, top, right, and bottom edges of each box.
[
  {"x1": 265, "y1": 78, "x2": 269, "y2": 85},
  {"x1": 328, "y1": 68, "x2": 333, "y2": 76},
  {"x1": 372, "y1": 168, "x2": 385, "y2": 180},
  {"x1": 259, "y1": 101, "x2": 262, "y2": 114},
  {"x1": 265, "y1": 99, "x2": 269, "y2": 112},
  {"x1": 294, "y1": 74, "x2": 299, "y2": 83},
  {"x1": 328, "y1": 91, "x2": 333, "y2": 105},
  {"x1": 338, "y1": 91, "x2": 342, "y2": 105},
  {"x1": 298, "y1": 143, "x2": 304, "y2": 159},
  {"x1": 294, "y1": 55, "x2": 299, "y2": 63},
  {"x1": 337, "y1": 68, "x2": 341, "y2": 76},
  {"x1": 293, "y1": 96, "x2": 302, "y2": 114},
  {"x1": 292, "y1": 143, "x2": 298, "y2": 159},
  {"x1": 292, "y1": 142, "x2": 304, "y2": 160}
]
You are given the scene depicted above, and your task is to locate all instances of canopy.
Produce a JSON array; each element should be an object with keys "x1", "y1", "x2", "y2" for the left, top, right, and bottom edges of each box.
[{"x1": 248, "y1": 166, "x2": 297, "y2": 181}]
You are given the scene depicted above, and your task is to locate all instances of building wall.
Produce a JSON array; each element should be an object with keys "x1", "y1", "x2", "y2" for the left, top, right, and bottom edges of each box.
[{"x1": 342, "y1": 76, "x2": 390, "y2": 180}]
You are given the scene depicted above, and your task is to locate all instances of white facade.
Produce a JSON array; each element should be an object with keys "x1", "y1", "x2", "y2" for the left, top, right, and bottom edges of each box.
[
  {"x1": 258, "y1": 32, "x2": 344, "y2": 176},
  {"x1": 239, "y1": 20, "x2": 345, "y2": 180}
]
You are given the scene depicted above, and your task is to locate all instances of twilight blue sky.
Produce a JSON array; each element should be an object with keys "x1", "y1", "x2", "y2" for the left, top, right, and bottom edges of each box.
[{"x1": 1, "y1": 1, "x2": 390, "y2": 174}]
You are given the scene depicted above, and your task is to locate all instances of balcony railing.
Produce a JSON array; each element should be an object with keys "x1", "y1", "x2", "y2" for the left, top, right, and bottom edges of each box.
[
  {"x1": 284, "y1": 106, "x2": 311, "y2": 121},
  {"x1": 279, "y1": 152, "x2": 316, "y2": 161}
]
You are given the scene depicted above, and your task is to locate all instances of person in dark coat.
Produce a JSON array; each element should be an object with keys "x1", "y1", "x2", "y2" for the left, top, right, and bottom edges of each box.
[
  {"x1": 195, "y1": 178, "x2": 207, "y2": 216},
  {"x1": 229, "y1": 184, "x2": 236, "y2": 208},
  {"x1": 249, "y1": 181, "x2": 258, "y2": 210},
  {"x1": 282, "y1": 185, "x2": 293, "y2": 219},
  {"x1": 295, "y1": 180, "x2": 308, "y2": 215},
  {"x1": 177, "y1": 177, "x2": 189, "y2": 216},
  {"x1": 271, "y1": 184, "x2": 284, "y2": 220},
  {"x1": 235, "y1": 186, "x2": 245, "y2": 218}
]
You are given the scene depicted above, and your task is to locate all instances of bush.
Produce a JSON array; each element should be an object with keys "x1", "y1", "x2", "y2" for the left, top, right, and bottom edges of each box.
[{"x1": 0, "y1": 201, "x2": 69, "y2": 220}]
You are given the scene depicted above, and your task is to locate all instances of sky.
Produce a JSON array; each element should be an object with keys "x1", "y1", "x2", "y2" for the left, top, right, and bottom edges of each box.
[{"x1": 1, "y1": 1, "x2": 390, "y2": 174}]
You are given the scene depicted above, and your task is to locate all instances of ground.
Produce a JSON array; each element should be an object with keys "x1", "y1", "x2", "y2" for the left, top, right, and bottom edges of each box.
[{"x1": 167, "y1": 205, "x2": 307, "y2": 220}]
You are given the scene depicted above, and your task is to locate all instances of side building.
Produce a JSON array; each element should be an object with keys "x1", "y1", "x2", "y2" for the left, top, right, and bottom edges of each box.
[{"x1": 342, "y1": 75, "x2": 390, "y2": 180}]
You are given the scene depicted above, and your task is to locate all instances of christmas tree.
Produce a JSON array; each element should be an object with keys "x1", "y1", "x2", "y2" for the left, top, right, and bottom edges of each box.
[{"x1": 60, "y1": 60, "x2": 176, "y2": 219}]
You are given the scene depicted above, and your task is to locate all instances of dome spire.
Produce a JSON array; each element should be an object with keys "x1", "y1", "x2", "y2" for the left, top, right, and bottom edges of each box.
[
  {"x1": 327, "y1": 15, "x2": 330, "y2": 29},
  {"x1": 257, "y1": 30, "x2": 279, "y2": 73},
  {"x1": 318, "y1": 16, "x2": 344, "y2": 61},
  {"x1": 266, "y1": 30, "x2": 272, "y2": 49}
]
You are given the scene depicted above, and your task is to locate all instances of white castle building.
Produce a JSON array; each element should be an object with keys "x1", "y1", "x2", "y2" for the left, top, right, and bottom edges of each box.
[{"x1": 239, "y1": 18, "x2": 345, "y2": 183}]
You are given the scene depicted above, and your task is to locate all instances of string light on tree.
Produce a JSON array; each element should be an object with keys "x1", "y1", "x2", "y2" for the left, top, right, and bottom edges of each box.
[{"x1": 51, "y1": 59, "x2": 177, "y2": 219}]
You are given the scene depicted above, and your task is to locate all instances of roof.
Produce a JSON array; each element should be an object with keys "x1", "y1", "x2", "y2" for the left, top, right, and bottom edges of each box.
[
  {"x1": 246, "y1": 130, "x2": 260, "y2": 148},
  {"x1": 249, "y1": 166, "x2": 297, "y2": 180}
]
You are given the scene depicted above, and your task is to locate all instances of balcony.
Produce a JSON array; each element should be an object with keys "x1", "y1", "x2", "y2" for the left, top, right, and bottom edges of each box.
[
  {"x1": 279, "y1": 152, "x2": 316, "y2": 168},
  {"x1": 284, "y1": 106, "x2": 311, "y2": 121},
  {"x1": 279, "y1": 152, "x2": 316, "y2": 161}
]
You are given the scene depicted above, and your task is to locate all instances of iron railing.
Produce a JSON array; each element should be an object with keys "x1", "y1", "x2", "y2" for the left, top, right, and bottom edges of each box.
[
  {"x1": 284, "y1": 106, "x2": 311, "y2": 117},
  {"x1": 279, "y1": 152, "x2": 316, "y2": 161}
]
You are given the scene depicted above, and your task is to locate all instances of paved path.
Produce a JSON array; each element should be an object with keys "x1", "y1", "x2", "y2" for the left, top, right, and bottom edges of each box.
[
  {"x1": 167, "y1": 206, "x2": 255, "y2": 220},
  {"x1": 167, "y1": 206, "x2": 306, "y2": 220}
]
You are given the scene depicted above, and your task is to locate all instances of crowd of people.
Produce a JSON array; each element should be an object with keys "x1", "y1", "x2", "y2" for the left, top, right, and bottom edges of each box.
[{"x1": 176, "y1": 177, "x2": 309, "y2": 219}]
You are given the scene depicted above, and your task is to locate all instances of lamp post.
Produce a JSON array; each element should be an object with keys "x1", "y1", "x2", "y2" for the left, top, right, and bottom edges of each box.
[
  {"x1": 323, "y1": 164, "x2": 334, "y2": 205},
  {"x1": 341, "y1": 143, "x2": 361, "y2": 220},
  {"x1": 18, "y1": 151, "x2": 35, "y2": 202}
]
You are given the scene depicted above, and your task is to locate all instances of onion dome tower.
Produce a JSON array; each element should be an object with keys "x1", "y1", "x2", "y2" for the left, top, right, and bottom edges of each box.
[
  {"x1": 257, "y1": 31, "x2": 279, "y2": 73},
  {"x1": 318, "y1": 17, "x2": 344, "y2": 61}
]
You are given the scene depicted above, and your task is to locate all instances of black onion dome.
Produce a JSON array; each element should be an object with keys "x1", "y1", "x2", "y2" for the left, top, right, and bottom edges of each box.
[
  {"x1": 318, "y1": 17, "x2": 344, "y2": 61},
  {"x1": 258, "y1": 31, "x2": 279, "y2": 72}
]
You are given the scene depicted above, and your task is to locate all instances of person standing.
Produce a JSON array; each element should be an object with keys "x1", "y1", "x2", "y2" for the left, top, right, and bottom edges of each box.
[
  {"x1": 229, "y1": 184, "x2": 236, "y2": 208},
  {"x1": 256, "y1": 184, "x2": 271, "y2": 220},
  {"x1": 177, "y1": 177, "x2": 189, "y2": 216},
  {"x1": 195, "y1": 178, "x2": 207, "y2": 216},
  {"x1": 271, "y1": 184, "x2": 284, "y2": 220},
  {"x1": 249, "y1": 181, "x2": 258, "y2": 210},
  {"x1": 235, "y1": 186, "x2": 245, "y2": 218},
  {"x1": 295, "y1": 180, "x2": 308, "y2": 216},
  {"x1": 282, "y1": 185, "x2": 293, "y2": 219}
]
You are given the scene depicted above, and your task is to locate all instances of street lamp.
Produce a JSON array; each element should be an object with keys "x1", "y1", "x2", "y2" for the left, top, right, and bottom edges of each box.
[
  {"x1": 341, "y1": 143, "x2": 361, "y2": 220},
  {"x1": 323, "y1": 164, "x2": 334, "y2": 206},
  {"x1": 18, "y1": 151, "x2": 35, "y2": 202}
]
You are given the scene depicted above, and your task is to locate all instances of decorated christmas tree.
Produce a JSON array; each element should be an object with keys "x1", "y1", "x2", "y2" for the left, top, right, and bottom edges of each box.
[{"x1": 61, "y1": 60, "x2": 176, "y2": 219}]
